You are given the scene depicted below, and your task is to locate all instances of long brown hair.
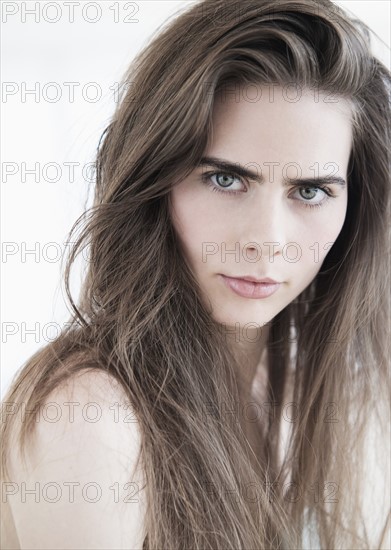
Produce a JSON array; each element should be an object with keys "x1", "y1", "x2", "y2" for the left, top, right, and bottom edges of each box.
[{"x1": 2, "y1": 0, "x2": 390, "y2": 548}]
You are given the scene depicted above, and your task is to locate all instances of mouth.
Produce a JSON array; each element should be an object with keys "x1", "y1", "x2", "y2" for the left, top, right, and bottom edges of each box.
[
  {"x1": 228, "y1": 275, "x2": 281, "y2": 284},
  {"x1": 219, "y1": 274, "x2": 282, "y2": 299}
]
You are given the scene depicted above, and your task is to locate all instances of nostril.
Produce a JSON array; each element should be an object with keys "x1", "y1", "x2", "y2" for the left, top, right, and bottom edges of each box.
[{"x1": 243, "y1": 241, "x2": 284, "y2": 259}]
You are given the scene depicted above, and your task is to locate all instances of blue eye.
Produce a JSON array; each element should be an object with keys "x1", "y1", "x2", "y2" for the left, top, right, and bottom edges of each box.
[
  {"x1": 201, "y1": 171, "x2": 244, "y2": 195},
  {"x1": 292, "y1": 186, "x2": 333, "y2": 209}
]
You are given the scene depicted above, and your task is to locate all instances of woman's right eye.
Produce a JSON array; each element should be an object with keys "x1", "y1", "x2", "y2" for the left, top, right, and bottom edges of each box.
[{"x1": 201, "y1": 171, "x2": 247, "y2": 195}]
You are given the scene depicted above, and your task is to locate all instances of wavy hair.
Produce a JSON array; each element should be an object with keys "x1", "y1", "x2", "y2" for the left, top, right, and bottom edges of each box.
[{"x1": 2, "y1": 0, "x2": 390, "y2": 548}]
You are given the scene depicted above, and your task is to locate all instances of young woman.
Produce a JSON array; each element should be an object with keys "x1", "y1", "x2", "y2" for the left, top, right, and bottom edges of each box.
[{"x1": 1, "y1": 0, "x2": 390, "y2": 548}]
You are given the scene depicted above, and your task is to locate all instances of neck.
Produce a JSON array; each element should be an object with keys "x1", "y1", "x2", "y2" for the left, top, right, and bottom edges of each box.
[
  {"x1": 223, "y1": 323, "x2": 270, "y2": 475},
  {"x1": 226, "y1": 323, "x2": 270, "y2": 405}
]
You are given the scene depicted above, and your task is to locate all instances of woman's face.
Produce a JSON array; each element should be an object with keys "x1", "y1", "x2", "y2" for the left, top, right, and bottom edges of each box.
[{"x1": 169, "y1": 85, "x2": 352, "y2": 330}]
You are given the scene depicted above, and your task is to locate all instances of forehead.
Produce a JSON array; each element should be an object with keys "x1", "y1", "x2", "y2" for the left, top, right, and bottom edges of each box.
[{"x1": 209, "y1": 85, "x2": 353, "y2": 170}]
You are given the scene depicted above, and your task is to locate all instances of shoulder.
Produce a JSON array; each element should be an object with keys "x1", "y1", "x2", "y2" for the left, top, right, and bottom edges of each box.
[
  {"x1": 25, "y1": 368, "x2": 143, "y2": 473},
  {"x1": 6, "y1": 367, "x2": 147, "y2": 550}
]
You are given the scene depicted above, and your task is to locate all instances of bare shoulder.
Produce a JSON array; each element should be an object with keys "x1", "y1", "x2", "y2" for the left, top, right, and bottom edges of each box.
[
  {"x1": 7, "y1": 367, "x2": 147, "y2": 550},
  {"x1": 24, "y1": 368, "x2": 144, "y2": 477}
]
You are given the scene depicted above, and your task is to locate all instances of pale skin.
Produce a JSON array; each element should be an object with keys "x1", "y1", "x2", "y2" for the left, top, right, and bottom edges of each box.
[{"x1": 169, "y1": 85, "x2": 352, "y2": 450}]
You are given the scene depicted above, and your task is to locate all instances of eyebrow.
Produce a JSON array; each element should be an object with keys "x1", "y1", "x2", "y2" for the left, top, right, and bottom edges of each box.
[{"x1": 199, "y1": 156, "x2": 347, "y2": 187}]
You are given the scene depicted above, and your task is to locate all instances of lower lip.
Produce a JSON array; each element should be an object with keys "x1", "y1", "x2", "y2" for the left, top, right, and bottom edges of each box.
[{"x1": 220, "y1": 275, "x2": 281, "y2": 299}]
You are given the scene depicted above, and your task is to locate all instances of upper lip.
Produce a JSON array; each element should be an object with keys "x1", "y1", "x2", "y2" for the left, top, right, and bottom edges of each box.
[{"x1": 222, "y1": 275, "x2": 281, "y2": 284}]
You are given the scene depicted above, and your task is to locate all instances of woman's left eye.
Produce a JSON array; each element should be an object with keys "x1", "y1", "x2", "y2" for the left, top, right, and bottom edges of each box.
[{"x1": 291, "y1": 186, "x2": 334, "y2": 209}]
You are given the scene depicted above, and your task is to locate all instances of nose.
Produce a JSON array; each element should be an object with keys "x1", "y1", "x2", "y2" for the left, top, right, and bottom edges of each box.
[{"x1": 240, "y1": 191, "x2": 287, "y2": 260}]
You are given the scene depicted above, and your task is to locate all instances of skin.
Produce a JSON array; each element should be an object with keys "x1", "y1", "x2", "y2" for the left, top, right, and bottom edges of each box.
[{"x1": 169, "y1": 85, "x2": 352, "y2": 444}]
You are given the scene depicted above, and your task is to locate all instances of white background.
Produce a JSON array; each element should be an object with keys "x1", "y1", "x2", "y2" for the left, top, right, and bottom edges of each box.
[{"x1": 1, "y1": 1, "x2": 390, "y2": 399}]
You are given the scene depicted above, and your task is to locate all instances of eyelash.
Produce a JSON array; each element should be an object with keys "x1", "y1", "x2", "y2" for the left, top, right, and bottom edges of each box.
[{"x1": 201, "y1": 171, "x2": 336, "y2": 209}]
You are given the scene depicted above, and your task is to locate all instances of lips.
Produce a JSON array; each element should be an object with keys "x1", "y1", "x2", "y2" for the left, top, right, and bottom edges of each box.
[
  {"x1": 219, "y1": 274, "x2": 282, "y2": 299},
  {"x1": 228, "y1": 275, "x2": 280, "y2": 284}
]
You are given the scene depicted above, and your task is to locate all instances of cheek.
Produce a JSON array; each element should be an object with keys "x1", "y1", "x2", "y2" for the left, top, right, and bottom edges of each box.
[
  {"x1": 318, "y1": 193, "x2": 348, "y2": 246},
  {"x1": 295, "y1": 197, "x2": 348, "y2": 269},
  {"x1": 170, "y1": 190, "x2": 222, "y2": 264}
]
